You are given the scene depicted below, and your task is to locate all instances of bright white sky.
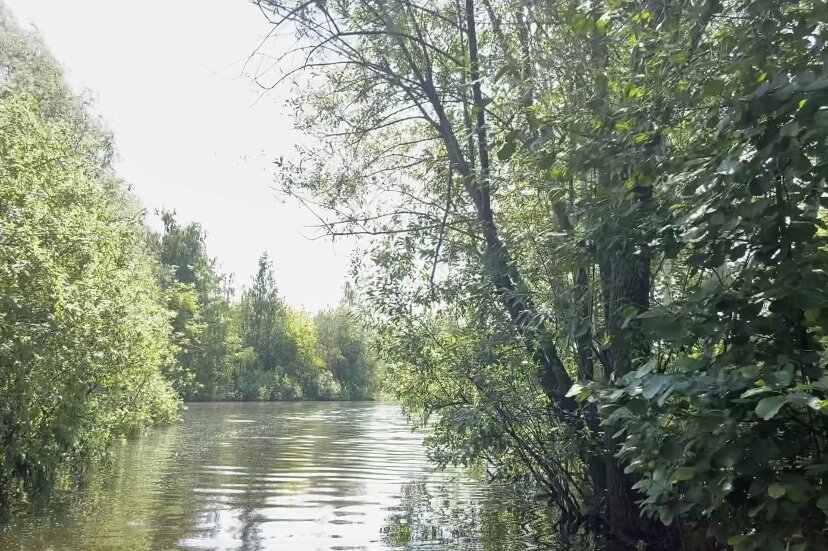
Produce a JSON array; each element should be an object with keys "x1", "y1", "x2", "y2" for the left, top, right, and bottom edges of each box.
[{"x1": 5, "y1": 0, "x2": 353, "y2": 312}]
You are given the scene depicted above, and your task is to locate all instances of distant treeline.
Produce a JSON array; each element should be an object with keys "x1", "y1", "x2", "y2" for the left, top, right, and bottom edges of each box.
[
  {"x1": 0, "y1": 9, "x2": 376, "y2": 508},
  {"x1": 158, "y1": 213, "x2": 379, "y2": 403}
]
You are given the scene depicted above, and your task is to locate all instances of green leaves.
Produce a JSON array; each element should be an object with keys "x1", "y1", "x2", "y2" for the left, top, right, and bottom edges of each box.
[
  {"x1": 716, "y1": 157, "x2": 740, "y2": 175},
  {"x1": 703, "y1": 79, "x2": 726, "y2": 97},
  {"x1": 159, "y1": 211, "x2": 241, "y2": 400},
  {"x1": 565, "y1": 381, "x2": 586, "y2": 398},
  {"x1": 817, "y1": 495, "x2": 828, "y2": 517},
  {"x1": 741, "y1": 386, "x2": 772, "y2": 398},
  {"x1": 755, "y1": 396, "x2": 789, "y2": 420},
  {"x1": 497, "y1": 130, "x2": 520, "y2": 162},
  {"x1": 566, "y1": 381, "x2": 595, "y2": 402},
  {"x1": 673, "y1": 467, "x2": 696, "y2": 481},
  {"x1": 767, "y1": 483, "x2": 786, "y2": 499},
  {"x1": 496, "y1": 139, "x2": 517, "y2": 162},
  {"x1": 0, "y1": 40, "x2": 180, "y2": 505}
]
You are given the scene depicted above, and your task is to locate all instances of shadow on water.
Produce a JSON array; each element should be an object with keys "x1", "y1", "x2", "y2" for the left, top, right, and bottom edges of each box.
[{"x1": 0, "y1": 402, "x2": 566, "y2": 550}]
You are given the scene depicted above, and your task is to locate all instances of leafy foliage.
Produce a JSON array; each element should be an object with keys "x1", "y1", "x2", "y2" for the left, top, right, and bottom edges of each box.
[
  {"x1": 156, "y1": 211, "x2": 241, "y2": 399},
  {"x1": 252, "y1": 0, "x2": 828, "y2": 547},
  {"x1": 0, "y1": 3, "x2": 379, "y2": 513},
  {"x1": 235, "y1": 253, "x2": 379, "y2": 401},
  {"x1": 155, "y1": 216, "x2": 381, "y2": 403},
  {"x1": 314, "y1": 306, "x2": 381, "y2": 400},
  {"x1": 0, "y1": 24, "x2": 178, "y2": 507},
  {"x1": 588, "y1": 2, "x2": 828, "y2": 546}
]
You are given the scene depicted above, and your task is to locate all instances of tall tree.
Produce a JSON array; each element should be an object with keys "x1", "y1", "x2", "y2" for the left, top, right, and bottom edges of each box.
[
  {"x1": 0, "y1": 14, "x2": 178, "y2": 506},
  {"x1": 251, "y1": 0, "x2": 828, "y2": 547},
  {"x1": 315, "y1": 306, "x2": 378, "y2": 400},
  {"x1": 239, "y1": 254, "x2": 284, "y2": 368},
  {"x1": 156, "y1": 211, "x2": 241, "y2": 400}
]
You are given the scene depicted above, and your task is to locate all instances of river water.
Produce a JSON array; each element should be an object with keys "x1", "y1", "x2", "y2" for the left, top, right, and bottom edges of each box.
[{"x1": 0, "y1": 402, "x2": 558, "y2": 550}]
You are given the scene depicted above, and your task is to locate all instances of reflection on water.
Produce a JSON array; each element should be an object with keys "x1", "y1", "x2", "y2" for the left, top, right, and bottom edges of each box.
[{"x1": 0, "y1": 402, "x2": 557, "y2": 550}]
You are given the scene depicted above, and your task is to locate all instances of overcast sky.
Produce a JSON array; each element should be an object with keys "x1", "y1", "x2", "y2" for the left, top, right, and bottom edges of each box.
[{"x1": 5, "y1": 0, "x2": 353, "y2": 312}]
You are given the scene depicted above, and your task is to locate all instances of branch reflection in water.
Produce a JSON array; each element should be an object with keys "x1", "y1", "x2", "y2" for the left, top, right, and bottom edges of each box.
[{"x1": 1, "y1": 402, "x2": 567, "y2": 550}]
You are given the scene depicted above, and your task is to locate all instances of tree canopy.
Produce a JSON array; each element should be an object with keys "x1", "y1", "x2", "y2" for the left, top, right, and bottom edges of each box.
[
  {"x1": 252, "y1": 0, "x2": 828, "y2": 548},
  {"x1": 0, "y1": 19, "x2": 178, "y2": 507}
]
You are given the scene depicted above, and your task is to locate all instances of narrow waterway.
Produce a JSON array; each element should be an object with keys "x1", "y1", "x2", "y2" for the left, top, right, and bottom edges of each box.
[{"x1": 0, "y1": 402, "x2": 558, "y2": 550}]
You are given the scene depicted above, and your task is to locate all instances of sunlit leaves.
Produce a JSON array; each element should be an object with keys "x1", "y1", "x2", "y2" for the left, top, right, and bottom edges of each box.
[
  {"x1": 0, "y1": 88, "x2": 178, "y2": 505},
  {"x1": 755, "y1": 395, "x2": 789, "y2": 420},
  {"x1": 250, "y1": 0, "x2": 828, "y2": 546}
]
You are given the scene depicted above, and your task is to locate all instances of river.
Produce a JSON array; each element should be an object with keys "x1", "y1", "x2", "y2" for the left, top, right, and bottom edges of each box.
[{"x1": 0, "y1": 402, "x2": 558, "y2": 550}]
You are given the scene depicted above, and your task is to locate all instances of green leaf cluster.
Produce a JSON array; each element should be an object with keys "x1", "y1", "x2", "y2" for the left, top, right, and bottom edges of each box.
[
  {"x1": 0, "y1": 30, "x2": 178, "y2": 506},
  {"x1": 254, "y1": 0, "x2": 828, "y2": 546}
]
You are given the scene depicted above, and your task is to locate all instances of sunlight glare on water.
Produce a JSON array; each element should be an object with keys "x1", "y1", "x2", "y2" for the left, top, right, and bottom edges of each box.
[{"x1": 0, "y1": 402, "x2": 557, "y2": 550}]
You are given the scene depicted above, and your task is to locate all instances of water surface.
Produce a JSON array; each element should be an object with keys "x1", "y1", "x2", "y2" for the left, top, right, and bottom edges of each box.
[{"x1": 0, "y1": 402, "x2": 556, "y2": 550}]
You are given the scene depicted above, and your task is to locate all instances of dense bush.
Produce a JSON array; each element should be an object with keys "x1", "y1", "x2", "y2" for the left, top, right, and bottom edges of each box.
[
  {"x1": 0, "y1": 39, "x2": 178, "y2": 505},
  {"x1": 253, "y1": 0, "x2": 828, "y2": 547}
]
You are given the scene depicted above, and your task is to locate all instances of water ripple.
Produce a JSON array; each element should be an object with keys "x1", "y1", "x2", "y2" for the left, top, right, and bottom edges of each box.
[{"x1": 0, "y1": 402, "x2": 559, "y2": 551}]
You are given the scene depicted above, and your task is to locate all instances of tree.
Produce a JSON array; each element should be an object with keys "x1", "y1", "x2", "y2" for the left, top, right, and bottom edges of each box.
[
  {"x1": 314, "y1": 306, "x2": 378, "y2": 400},
  {"x1": 250, "y1": 0, "x2": 828, "y2": 547},
  {"x1": 237, "y1": 253, "x2": 285, "y2": 398},
  {"x1": 0, "y1": 18, "x2": 178, "y2": 507},
  {"x1": 156, "y1": 211, "x2": 240, "y2": 400},
  {"x1": 236, "y1": 253, "x2": 353, "y2": 400}
]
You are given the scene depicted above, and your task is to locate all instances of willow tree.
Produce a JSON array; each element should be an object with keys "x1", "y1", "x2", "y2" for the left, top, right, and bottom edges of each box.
[{"x1": 251, "y1": 0, "x2": 828, "y2": 548}]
